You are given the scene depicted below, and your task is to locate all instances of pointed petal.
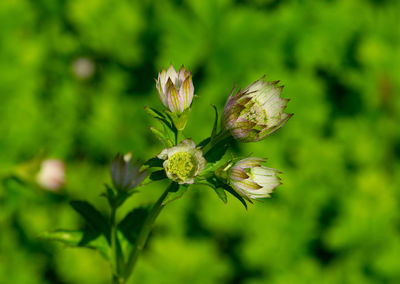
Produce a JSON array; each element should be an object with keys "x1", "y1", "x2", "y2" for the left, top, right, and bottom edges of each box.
[
  {"x1": 243, "y1": 76, "x2": 267, "y2": 95},
  {"x1": 236, "y1": 157, "x2": 265, "y2": 168},
  {"x1": 232, "y1": 179, "x2": 263, "y2": 192},
  {"x1": 179, "y1": 76, "x2": 194, "y2": 109},
  {"x1": 166, "y1": 65, "x2": 177, "y2": 82},
  {"x1": 230, "y1": 120, "x2": 256, "y2": 140},
  {"x1": 157, "y1": 148, "x2": 170, "y2": 160},
  {"x1": 167, "y1": 81, "x2": 184, "y2": 113},
  {"x1": 230, "y1": 166, "x2": 249, "y2": 181},
  {"x1": 259, "y1": 113, "x2": 293, "y2": 139},
  {"x1": 176, "y1": 65, "x2": 187, "y2": 85},
  {"x1": 180, "y1": 138, "x2": 196, "y2": 149}
]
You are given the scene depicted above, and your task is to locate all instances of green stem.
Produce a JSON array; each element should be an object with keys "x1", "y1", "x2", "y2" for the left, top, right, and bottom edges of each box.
[
  {"x1": 110, "y1": 206, "x2": 119, "y2": 283},
  {"x1": 176, "y1": 129, "x2": 182, "y2": 145},
  {"x1": 202, "y1": 130, "x2": 232, "y2": 155},
  {"x1": 123, "y1": 183, "x2": 173, "y2": 280},
  {"x1": 110, "y1": 205, "x2": 124, "y2": 284}
]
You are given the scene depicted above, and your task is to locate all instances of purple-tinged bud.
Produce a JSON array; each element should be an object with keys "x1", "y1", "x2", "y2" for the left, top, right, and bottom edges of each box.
[
  {"x1": 222, "y1": 77, "x2": 292, "y2": 142},
  {"x1": 228, "y1": 157, "x2": 281, "y2": 200},
  {"x1": 110, "y1": 153, "x2": 146, "y2": 191},
  {"x1": 155, "y1": 65, "x2": 194, "y2": 114}
]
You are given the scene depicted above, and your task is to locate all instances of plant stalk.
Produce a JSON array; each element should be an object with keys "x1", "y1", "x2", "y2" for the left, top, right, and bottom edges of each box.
[
  {"x1": 123, "y1": 183, "x2": 173, "y2": 280},
  {"x1": 110, "y1": 205, "x2": 124, "y2": 283},
  {"x1": 202, "y1": 130, "x2": 232, "y2": 155}
]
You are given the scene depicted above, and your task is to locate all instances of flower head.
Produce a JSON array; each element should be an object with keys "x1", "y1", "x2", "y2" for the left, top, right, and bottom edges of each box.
[
  {"x1": 155, "y1": 65, "x2": 194, "y2": 114},
  {"x1": 228, "y1": 157, "x2": 281, "y2": 200},
  {"x1": 111, "y1": 153, "x2": 146, "y2": 191},
  {"x1": 222, "y1": 77, "x2": 292, "y2": 142},
  {"x1": 37, "y1": 159, "x2": 65, "y2": 191},
  {"x1": 158, "y1": 139, "x2": 206, "y2": 184}
]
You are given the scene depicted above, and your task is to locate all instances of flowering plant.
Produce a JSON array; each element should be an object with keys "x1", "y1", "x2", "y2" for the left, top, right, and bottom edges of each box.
[{"x1": 42, "y1": 65, "x2": 292, "y2": 284}]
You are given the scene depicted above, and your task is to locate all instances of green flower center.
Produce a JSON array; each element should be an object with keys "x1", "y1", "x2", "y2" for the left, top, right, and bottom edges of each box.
[
  {"x1": 245, "y1": 101, "x2": 268, "y2": 124},
  {"x1": 168, "y1": 152, "x2": 196, "y2": 180}
]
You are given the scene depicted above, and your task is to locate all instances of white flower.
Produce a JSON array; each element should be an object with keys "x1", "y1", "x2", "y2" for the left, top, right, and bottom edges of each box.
[
  {"x1": 222, "y1": 77, "x2": 292, "y2": 142},
  {"x1": 72, "y1": 57, "x2": 95, "y2": 79},
  {"x1": 228, "y1": 157, "x2": 281, "y2": 199},
  {"x1": 37, "y1": 159, "x2": 65, "y2": 191},
  {"x1": 155, "y1": 65, "x2": 194, "y2": 114},
  {"x1": 158, "y1": 139, "x2": 206, "y2": 184}
]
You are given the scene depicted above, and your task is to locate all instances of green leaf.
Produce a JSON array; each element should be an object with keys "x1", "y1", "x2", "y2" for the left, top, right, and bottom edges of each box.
[
  {"x1": 204, "y1": 142, "x2": 229, "y2": 163},
  {"x1": 149, "y1": 127, "x2": 173, "y2": 147},
  {"x1": 118, "y1": 207, "x2": 150, "y2": 245},
  {"x1": 145, "y1": 107, "x2": 178, "y2": 145},
  {"x1": 144, "y1": 107, "x2": 175, "y2": 132},
  {"x1": 222, "y1": 183, "x2": 249, "y2": 210},
  {"x1": 40, "y1": 229, "x2": 110, "y2": 260},
  {"x1": 70, "y1": 201, "x2": 111, "y2": 243},
  {"x1": 144, "y1": 157, "x2": 164, "y2": 168},
  {"x1": 101, "y1": 184, "x2": 116, "y2": 207},
  {"x1": 210, "y1": 104, "x2": 218, "y2": 139},
  {"x1": 144, "y1": 106, "x2": 167, "y2": 121},
  {"x1": 198, "y1": 137, "x2": 210, "y2": 148},
  {"x1": 149, "y1": 170, "x2": 167, "y2": 181},
  {"x1": 202, "y1": 156, "x2": 227, "y2": 173},
  {"x1": 213, "y1": 186, "x2": 227, "y2": 204},
  {"x1": 199, "y1": 176, "x2": 227, "y2": 204},
  {"x1": 162, "y1": 183, "x2": 188, "y2": 205}
]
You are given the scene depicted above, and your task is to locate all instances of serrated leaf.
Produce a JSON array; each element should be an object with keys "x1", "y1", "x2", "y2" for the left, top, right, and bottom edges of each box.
[
  {"x1": 149, "y1": 127, "x2": 173, "y2": 147},
  {"x1": 162, "y1": 183, "x2": 187, "y2": 205},
  {"x1": 144, "y1": 106, "x2": 167, "y2": 121},
  {"x1": 149, "y1": 170, "x2": 167, "y2": 181},
  {"x1": 40, "y1": 229, "x2": 110, "y2": 260},
  {"x1": 70, "y1": 201, "x2": 111, "y2": 243},
  {"x1": 145, "y1": 107, "x2": 175, "y2": 132}
]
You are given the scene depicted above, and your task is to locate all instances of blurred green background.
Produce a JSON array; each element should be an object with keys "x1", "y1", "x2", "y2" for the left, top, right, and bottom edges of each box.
[{"x1": 1, "y1": 0, "x2": 399, "y2": 283}]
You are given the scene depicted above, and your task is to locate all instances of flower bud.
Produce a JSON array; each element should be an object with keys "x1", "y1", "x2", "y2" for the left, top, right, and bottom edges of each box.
[
  {"x1": 228, "y1": 158, "x2": 281, "y2": 200},
  {"x1": 157, "y1": 139, "x2": 206, "y2": 184},
  {"x1": 155, "y1": 65, "x2": 194, "y2": 114},
  {"x1": 37, "y1": 159, "x2": 65, "y2": 191},
  {"x1": 222, "y1": 77, "x2": 292, "y2": 142},
  {"x1": 110, "y1": 153, "x2": 146, "y2": 191}
]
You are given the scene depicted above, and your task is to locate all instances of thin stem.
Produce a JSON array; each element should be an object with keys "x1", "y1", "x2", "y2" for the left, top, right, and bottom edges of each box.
[
  {"x1": 176, "y1": 129, "x2": 182, "y2": 145},
  {"x1": 123, "y1": 183, "x2": 173, "y2": 280},
  {"x1": 202, "y1": 130, "x2": 232, "y2": 155},
  {"x1": 110, "y1": 206, "x2": 120, "y2": 283}
]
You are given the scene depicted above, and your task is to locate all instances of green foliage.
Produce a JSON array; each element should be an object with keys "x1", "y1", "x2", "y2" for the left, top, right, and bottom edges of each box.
[{"x1": 1, "y1": 0, "x2": 400, "y2": 283}]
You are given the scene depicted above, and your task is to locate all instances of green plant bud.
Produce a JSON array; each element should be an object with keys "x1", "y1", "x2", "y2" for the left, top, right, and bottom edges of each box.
[{"x1": 110, "y1": 153, "x2": 146, "y2": 191}]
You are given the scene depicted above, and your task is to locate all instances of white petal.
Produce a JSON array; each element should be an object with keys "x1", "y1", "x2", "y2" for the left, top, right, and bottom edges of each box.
[
  {"x1": 166, "y1": 65, "x2": 177, "y2": 82},
  {"x1": 236, "y1": 157, "x2": 265, "y2": 168}
]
